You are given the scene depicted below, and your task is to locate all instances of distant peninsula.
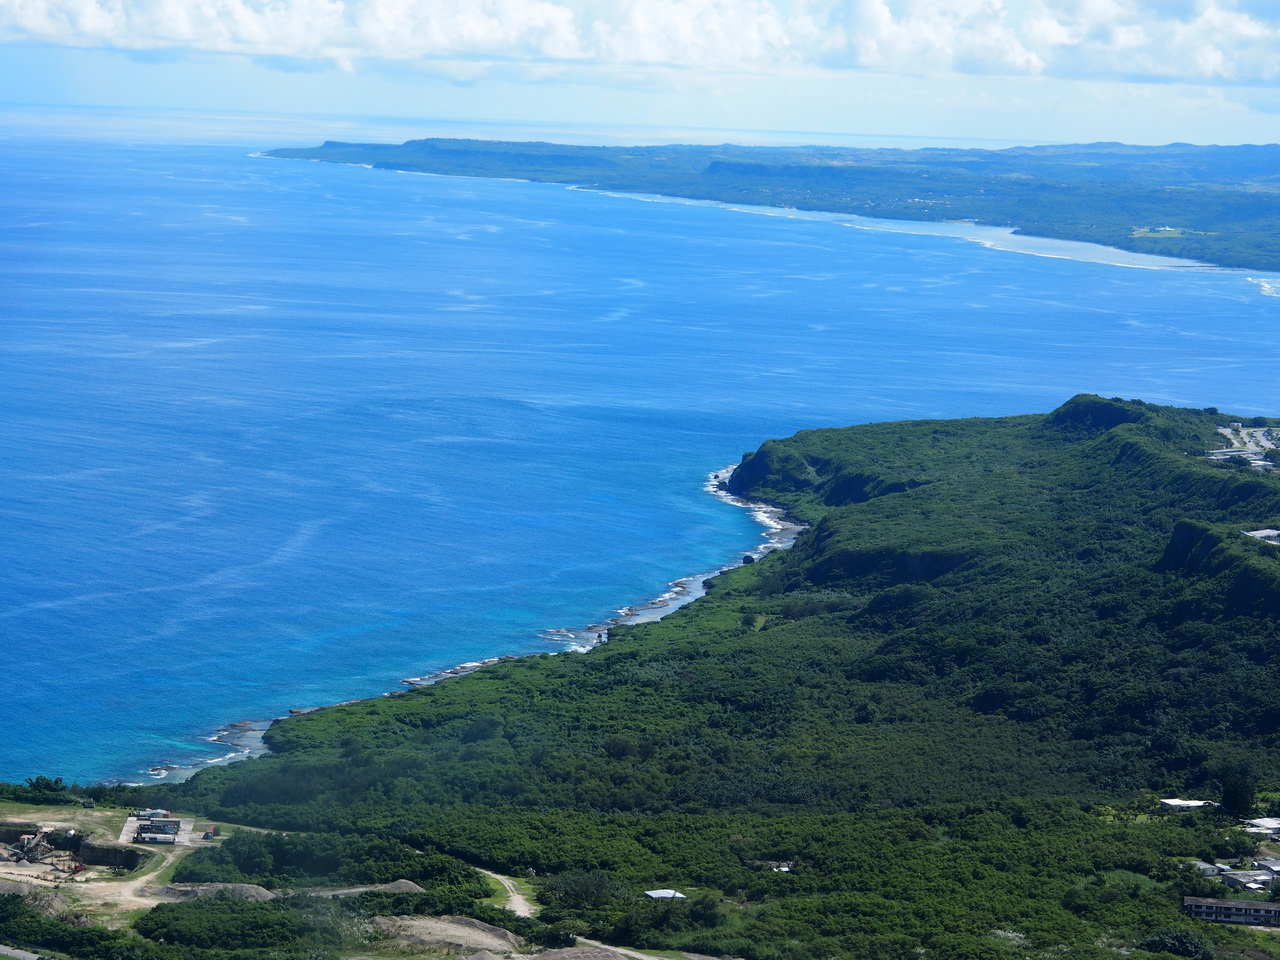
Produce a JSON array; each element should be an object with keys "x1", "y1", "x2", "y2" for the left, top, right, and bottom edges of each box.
[{"x1": 264, "y1": 138, "x2": 1280, "y2": 271}]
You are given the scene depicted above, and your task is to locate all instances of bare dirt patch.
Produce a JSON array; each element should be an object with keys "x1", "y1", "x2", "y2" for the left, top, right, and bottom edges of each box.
[{"x1": 371, "y1": 915, "x2": 522, "y2": 954}]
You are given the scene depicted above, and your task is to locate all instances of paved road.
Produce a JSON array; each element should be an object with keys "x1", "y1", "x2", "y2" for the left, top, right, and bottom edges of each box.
[{"x1": 0, "y1": 942, "x2": 43, "y2": 960}]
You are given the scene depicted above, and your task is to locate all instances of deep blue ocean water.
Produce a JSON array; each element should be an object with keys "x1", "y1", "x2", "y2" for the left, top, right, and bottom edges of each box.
[{"x1": 4, "y1": 137, "x2": 1280, "y2": 784}]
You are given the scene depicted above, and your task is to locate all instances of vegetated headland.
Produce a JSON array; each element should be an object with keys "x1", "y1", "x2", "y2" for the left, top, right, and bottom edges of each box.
[
  {"x1": 9, "y1": 395, "x2": 1280, "y2": 960},
  {"x1": 264, "y1": 138, "x2": 1280, "y2": 271}
]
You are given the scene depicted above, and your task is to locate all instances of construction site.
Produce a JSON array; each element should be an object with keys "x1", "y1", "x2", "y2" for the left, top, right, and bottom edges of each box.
[
  {"x1": 0, "y1": 803, "x2": 212, "y2": 932},
  {"x1": 1, "y1": 826, "x2": 86, "y2": 878},
  {"x1": 0, "y1": 807, "x2": 196, "y2": 889}
]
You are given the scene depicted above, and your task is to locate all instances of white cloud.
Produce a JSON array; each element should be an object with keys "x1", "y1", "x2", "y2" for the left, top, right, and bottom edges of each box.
[
  {"x1": 0, "y1": 0, "x2": 583, "y2": 60},
  {"x1": 589, "y1": 0, "x2": 794, "y2": 67},
  {"x1": 1, "y1": 0, "x2": 1279, "y2": 86},
  {"x1": 820, "y1": 0, "x2": 1043, "y2": 75},
  {"x1": 353, "y1": 0, "x2": 583, "y2": 61},
  {"x1": 1027, "y1": 0, "x2": 1280, "y2": 82}
]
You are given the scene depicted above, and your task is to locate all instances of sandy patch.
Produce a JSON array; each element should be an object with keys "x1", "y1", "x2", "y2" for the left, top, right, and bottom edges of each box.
[{"x1": 371, "y1": 914, "x2": 522, "y2": 953}]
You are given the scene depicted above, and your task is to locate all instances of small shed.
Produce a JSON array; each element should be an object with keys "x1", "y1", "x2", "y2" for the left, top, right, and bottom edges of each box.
[
  {"x1": 644, "y1": 889, "x2": 687, "y2": 899},
  {"x1": 1187, "y1": 860, "x2": 1223, "y2": 876},
  {"x1": 1160, "y1": 798, "x2": 1215, "y2": 809}
]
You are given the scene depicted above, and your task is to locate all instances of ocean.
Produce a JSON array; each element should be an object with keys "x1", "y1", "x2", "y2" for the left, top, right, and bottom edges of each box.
[{"x1": 3, "y1": 134, "x2": 1280, "y2": 785}]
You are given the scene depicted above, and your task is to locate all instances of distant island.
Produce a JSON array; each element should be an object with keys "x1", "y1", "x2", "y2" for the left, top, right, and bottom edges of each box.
[
  {"x1": 265, "y1": 138, "x2": 1280, "y2": 271},
  {"x1": 8, "y1": 395, "x2": 1280, "y2": 959}
]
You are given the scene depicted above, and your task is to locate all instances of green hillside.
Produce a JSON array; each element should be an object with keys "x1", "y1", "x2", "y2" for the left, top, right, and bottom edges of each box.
[
  {"x1": 10, "y1": 395, "x2": 1280, "y2": 959},
  {"x1": 164, "y1": 396, "x2": 1280, "y2": 818}
]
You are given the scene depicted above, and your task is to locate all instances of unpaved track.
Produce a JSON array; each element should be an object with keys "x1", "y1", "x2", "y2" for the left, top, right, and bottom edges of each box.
[
  {"x1": 75, "y1": 844, "x2": 185, "y2": 914},
  {"x1": 1, "y1": 845, "x2": 182, "y2": 914},
  {"x1": 476, "y1": 867, "x2": 536, "y2": 917}
]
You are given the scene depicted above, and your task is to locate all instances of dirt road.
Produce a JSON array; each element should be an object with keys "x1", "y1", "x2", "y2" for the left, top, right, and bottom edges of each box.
[{"x1": 476, "y1": 867, "x2": 537, "y2": 917}]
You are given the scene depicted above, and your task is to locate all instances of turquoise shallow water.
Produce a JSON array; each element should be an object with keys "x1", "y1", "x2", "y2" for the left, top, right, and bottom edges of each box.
[{"x1": 3, "y1": 137, "x2": 1280, "y2": 784}]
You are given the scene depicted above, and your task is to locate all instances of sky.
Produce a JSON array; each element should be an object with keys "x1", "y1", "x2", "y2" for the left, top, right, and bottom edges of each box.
[{"x1": 1, "y1": 0, "x2": 1280, "y2": 146}]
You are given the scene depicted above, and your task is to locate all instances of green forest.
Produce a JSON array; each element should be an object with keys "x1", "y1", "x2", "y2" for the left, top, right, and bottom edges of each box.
[
  {"x1": 265, "y1": 139, "x2": 1280, "y2": 270},
  {"x1": 8, "y1": 395, "x2": 1280, "y2": 958}
]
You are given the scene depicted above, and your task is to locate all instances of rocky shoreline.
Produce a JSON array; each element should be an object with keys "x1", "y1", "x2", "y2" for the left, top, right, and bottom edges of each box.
[{"x1": 139, "y1": 465, "x2": 802, "y2": 784}]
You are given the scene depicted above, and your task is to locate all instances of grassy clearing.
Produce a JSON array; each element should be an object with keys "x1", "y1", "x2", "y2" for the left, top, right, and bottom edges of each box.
[
  {"x1": 478, "y1": 874, "x2": 507, "y2": 910},
  {"x1": 0, "y1": 798, "x2": 128, "y2": 838}
]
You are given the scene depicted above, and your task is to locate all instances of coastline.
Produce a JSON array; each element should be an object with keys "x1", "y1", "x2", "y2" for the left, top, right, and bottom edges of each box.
[
  {"x1": 532, "y1": 466, "x2": 804, "y2": 653},
  {"x1": 587, "y1": 188, "x2": 1215, "y2": 272},
  {"x1": 265, "y1": 152, "x2": 1248, "y2": 276},
  {"x1": 139, "y1": 465, "x2": 802, "y2": 785}
]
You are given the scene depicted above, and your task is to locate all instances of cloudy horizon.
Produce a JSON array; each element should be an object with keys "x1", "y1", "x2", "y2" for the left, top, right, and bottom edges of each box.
[{"x1": 2, "y1": 0, "x2": 1279, "y2": 145}]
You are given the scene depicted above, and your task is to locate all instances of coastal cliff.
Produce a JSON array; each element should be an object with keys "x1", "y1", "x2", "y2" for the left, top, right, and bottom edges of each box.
[{"x1": 12, "y1": 395, "x2": 1280, "y2": 959}]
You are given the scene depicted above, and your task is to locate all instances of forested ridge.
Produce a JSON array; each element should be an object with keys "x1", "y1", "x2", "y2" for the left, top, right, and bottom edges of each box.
[
  {"x1": 265, "y1": 138, "x2": 1280, "y2": 270},
  {"x1": 9, "y1": 395, "x2": 1280, "y2": 959}
]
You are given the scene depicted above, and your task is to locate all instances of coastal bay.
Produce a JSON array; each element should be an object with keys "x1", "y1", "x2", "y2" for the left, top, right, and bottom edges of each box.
[
  {"x1": 157, "y1": 468, "x2": 801, "y2": 784},
  {"x1": 7, "y1": 2, "x2": 1280, "y2": 954},
  {"x1": 4, "y1": 135, "x2": 1280, "y2": 787}
]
